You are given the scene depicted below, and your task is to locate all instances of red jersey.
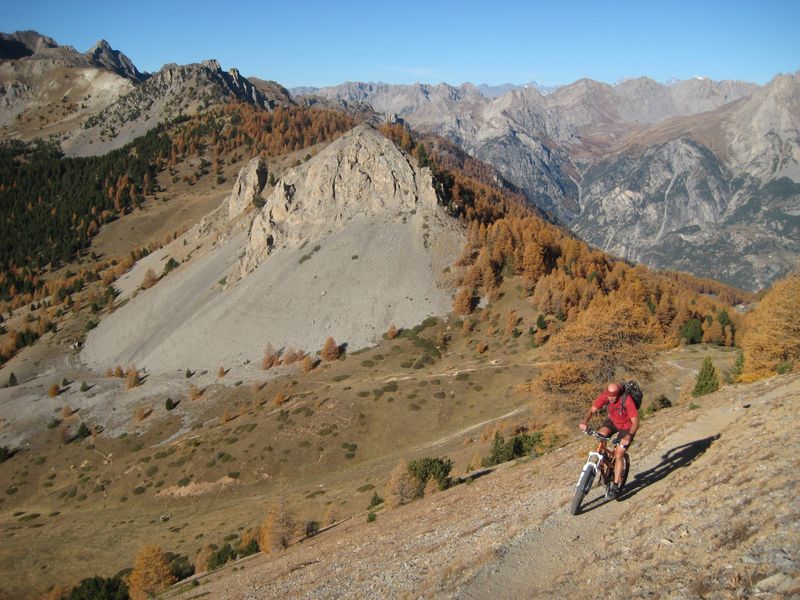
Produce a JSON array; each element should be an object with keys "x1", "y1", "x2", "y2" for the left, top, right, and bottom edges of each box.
[{"x1": 593, "y1": 390, "x2": 638, "y2": 430}]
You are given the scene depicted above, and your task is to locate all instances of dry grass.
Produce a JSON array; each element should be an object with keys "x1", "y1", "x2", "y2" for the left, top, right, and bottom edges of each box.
[
  {"x1": 272, "y1": 392, "x2": 287, "y2": 407},
  {"x1": 125, "y1": 368, "x2": 140, "y2": 388},
  {"x1": 48, "y1": 383, "x2": 61, "y2": 397},
  {"x1": 189, "y1": 385, "x2": 204, "y2": 401},
  {"x1": 134, "y1": 406, "x2": 152, "y2": 422}
]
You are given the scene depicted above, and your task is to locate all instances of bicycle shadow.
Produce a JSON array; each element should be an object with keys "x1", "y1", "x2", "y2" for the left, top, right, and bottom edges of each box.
[{"x1": 578, "y1": 435, "x2": 719, "y2": 514}]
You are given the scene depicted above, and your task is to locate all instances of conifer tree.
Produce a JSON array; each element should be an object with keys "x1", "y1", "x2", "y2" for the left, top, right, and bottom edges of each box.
[
  {"x1": 259, "y1": 497, "x2": 294, "y2": 553},
  {"x1": 128, "y1": 544, "x2": 175, "y2": 600},
  {"x1": 740, "y1": 272, "x2": 800, "y2": 381},
  {"x1": 384, "y1": 458, "x2": 415, "y2": 509},
  {"x1": 320, "y1": 337, "x2": 340, "y2": 361},
  {"x1": 693, "y1": 357, "x2": 720, "y2": 398}
]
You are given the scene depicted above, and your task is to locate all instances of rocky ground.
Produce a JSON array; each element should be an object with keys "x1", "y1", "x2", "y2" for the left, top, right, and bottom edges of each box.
[{"x1": 167, "y1": 373, "x2": 800, "y2": 599}]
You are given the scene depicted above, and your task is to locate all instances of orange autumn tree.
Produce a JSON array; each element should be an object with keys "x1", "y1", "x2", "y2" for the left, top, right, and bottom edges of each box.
[
  {"x1": 531, "y1": 293, "x2": 662, "y2": 414},
  {"x1": 739, "y1": 271, "x2": 800, "y2": 382},
  {"x1": 128, "y1": 544, "x2": 175, "y2": 600}
]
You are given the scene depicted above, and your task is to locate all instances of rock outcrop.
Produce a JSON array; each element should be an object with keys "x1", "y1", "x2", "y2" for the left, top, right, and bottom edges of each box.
[
  {"x1": 227, "y1": 156, "x2": 269, "y2": 221},
  {"x1": 84, "y1": 39, "x2": 147, "y2": 83},
  {"x1": 238, "y1": 124, "x2": 440, "y2": 276}
]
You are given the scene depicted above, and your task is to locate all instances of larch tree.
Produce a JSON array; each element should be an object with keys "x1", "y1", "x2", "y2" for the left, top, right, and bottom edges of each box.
[
  {"x1": 128, "y1": 544, "x2": 175, "y2": 600},
  {"x1": 320, "y1": 337, "x2": 340, "y2": 361},
  {"x1": 739, "y1": 271, "x2": 800, "y2": 381},
  {"x1": 384, "y1": 458, "x2": 415, "y2": 509},
  {"x1": 259, "y1": 497, "x2": 295, "y2": 553}
]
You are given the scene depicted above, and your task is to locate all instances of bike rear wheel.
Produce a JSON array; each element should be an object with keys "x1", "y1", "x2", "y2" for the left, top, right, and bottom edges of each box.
[{"x1": 569, "y1": 466, "x2": 595, "y2": 515}]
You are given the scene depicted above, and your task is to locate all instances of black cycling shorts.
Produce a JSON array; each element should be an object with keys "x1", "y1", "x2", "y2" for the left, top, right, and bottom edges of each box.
[{"x1": 600, "y1": 419, "x2": 635, "y2": 448}]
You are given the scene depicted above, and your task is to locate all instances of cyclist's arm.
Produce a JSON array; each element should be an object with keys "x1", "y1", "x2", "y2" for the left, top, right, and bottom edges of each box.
[
  {"x1": 622, "y1": 416, "x2": 639, "y2": 444},
  {"x1": 579, "y1": 406, "x2": 598, "y2": 429}
]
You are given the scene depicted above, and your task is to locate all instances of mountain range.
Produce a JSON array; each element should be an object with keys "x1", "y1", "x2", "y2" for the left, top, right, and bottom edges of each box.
[{"x1": 1, "y1": 30, "x2": 798, "y2": 289}]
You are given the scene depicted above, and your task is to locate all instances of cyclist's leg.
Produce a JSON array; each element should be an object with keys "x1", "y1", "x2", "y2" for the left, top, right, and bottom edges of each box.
[{"x1": 613, "y1": 429, "x2": 634, "y2": 484}]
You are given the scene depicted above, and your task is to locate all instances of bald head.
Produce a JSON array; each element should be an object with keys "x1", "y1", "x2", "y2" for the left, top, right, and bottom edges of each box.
[{"x1": 606, "y1": 383, "x2": 621, "y2": 397}]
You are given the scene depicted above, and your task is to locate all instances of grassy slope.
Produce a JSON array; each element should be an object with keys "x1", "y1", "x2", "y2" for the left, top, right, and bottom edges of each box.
[{"x1": 0, "y1": 272, "x2": 738, "y2": 597}]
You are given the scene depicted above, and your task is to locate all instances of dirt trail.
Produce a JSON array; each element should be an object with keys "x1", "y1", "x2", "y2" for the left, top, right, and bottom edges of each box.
[{"x1": 459, "y1": 400, "x2": 747, "y2": 598}]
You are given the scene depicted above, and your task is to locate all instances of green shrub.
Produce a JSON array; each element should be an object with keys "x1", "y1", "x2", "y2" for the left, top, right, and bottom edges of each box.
[
  {"x1": 368, "y1": 492, "x2": 383, "y2": 508},
  {"x1": 0, "y1": 446, "x2": 10, "y2": 463},
  {"x1": 305, "y1": 520, "x2": 320, "y2": 538},
  {"x1": 367, "y1": 511, "x2": 377, "y2": 523},
  {"x1": 76, "y1": 422, "x2": 90, "y2": 439},
  {"x1": 408, "y1": 456, "x2": 453, "y2": 496},
  {"x1": 237, "y1": 537, "x2": 259, "y2": 557},
  {"x1": 66, "y1": 574, "x2": 128, "y2": 600},
  {"x1": 79, "y1": 381, "x2": 90, "y2": 392},
  {"x1": 481, "y1": 431, "x2": 542, "y2": 467},
  {"x1": 207, "y1": 543, "x2": 234, "y2": 570},
  {"x1": 168, "y1": 554, "x2": 194, "y2": 581},
  {"x1": 7, "y1": 372, "x2": 18, "y2": 387}
]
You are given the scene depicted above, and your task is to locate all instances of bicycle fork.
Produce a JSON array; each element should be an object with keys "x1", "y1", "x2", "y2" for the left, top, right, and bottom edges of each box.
[{"x1": 575, "y1": 452, "x2": 604, "y2": 493}]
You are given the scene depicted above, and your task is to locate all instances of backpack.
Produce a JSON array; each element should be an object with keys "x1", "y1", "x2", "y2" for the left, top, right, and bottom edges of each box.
[{"x1": 620, "y1": 381, "x2": 644, "y2": 410}]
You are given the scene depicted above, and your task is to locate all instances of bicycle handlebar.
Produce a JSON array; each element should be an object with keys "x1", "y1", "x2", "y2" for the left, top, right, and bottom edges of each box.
[{"x1": 584, "y1": 428, "x2": 622, "y2": 446}]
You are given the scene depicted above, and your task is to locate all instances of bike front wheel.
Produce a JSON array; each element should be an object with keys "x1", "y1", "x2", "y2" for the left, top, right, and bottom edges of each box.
[{"x1": 569, "y1": 466, "x2": 595, "y2": 515}]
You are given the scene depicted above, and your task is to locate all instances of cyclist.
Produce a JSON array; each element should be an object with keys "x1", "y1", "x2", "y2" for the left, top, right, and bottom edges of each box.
[{"x1": 578, "y1": 382, "x2": 638, "y2": 498}]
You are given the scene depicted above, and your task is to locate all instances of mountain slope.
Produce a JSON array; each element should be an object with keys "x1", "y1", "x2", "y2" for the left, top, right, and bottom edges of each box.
[
  {"x1": 62, "y1": 60, "x2": 273, "y2": 156},
  {"x1": 168, "y1": 373, "x2": 800, "y2": 599}
]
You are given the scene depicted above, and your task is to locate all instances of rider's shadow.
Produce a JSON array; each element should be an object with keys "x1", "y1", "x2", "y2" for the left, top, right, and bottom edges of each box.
[{"x1": 579, "y1": 435, "x2": 719, "y2": 513}]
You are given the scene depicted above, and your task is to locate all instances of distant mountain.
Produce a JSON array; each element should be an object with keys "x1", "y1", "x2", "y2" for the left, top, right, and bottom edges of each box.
[
  {"x1": 476, "y1": 81, "x2": 560, "y2": 97},
  {"x1": 0, "y1": 30, "x2": 58, "y2": 59},
  {"x1": 84, "y1": 39, "x2": 147, "y2": 83},
  {"x1": 247, "y1": 76, "x2": 295, "y2": 107},
  {"x1": 299, "y1": 73, "x2": 798, "y2": 289},
  {"x1": 0, "y1": 31, "x2": 137, "y2": 139},
  {"x1": 62, "y1": 60, "x2": 275, "y2": 156}
]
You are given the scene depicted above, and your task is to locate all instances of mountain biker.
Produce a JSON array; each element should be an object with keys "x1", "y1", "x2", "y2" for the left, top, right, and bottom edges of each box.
[{"x1": 578, "y1": 382, "x2": 639, "y2": 498}]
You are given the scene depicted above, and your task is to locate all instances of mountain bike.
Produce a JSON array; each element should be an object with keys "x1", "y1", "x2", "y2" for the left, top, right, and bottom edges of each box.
[{"x1": 569, "y1": 429, "x2": 630, "y2": 515}]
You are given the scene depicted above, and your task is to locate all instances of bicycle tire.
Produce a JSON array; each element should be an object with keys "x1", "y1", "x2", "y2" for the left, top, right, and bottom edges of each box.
[
  {"x1": 617, "y1": 454, "x2": 630, "y2": 496},
  {"x1": 569, "y1": 466, "x2": 595, "y2": 515}
]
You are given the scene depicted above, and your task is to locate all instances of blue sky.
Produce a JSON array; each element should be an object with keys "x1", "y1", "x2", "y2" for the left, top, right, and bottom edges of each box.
[{"x1": 3, "y1": 0, "x2": 798, "y2": 87}]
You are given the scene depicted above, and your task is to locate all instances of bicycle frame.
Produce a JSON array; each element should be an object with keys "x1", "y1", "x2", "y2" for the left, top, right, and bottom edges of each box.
[{"x1": 571, "y1": 429, "x2": 623, "y2": 510}]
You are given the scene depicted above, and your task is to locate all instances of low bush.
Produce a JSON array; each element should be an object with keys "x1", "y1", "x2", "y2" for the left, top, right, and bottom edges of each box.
[
  {"x1": 481, "y1": 431, "x2": 542, "y2": 467},
  {"x1": 408, "y1": 457, "x2": 453, "y2": 496}
]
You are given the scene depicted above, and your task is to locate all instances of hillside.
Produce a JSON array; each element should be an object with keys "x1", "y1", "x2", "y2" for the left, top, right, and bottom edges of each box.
[
  {"x1": 166, "y1": 372, "x2": 800, "y2": 599},
  {"x1": 81, "y1": 124, "x2": 463, "y2": 374}
]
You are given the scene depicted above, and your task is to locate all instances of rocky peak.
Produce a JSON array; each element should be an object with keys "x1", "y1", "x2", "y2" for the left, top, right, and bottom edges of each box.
[
  {"x1": 0, "y1": 30, "x2": 58, "y2": 59},
  {"x1": 238, "y1": 124, "x2": 439, "y2": 276},
  {"x1": 84, "y1": 39, "x2": 147, "y2": 83}
]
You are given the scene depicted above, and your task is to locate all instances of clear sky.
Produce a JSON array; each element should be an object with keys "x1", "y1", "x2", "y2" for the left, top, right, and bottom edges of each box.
[{"x1": 3, "y1": 0, "x2": 798, "y2": 87}]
